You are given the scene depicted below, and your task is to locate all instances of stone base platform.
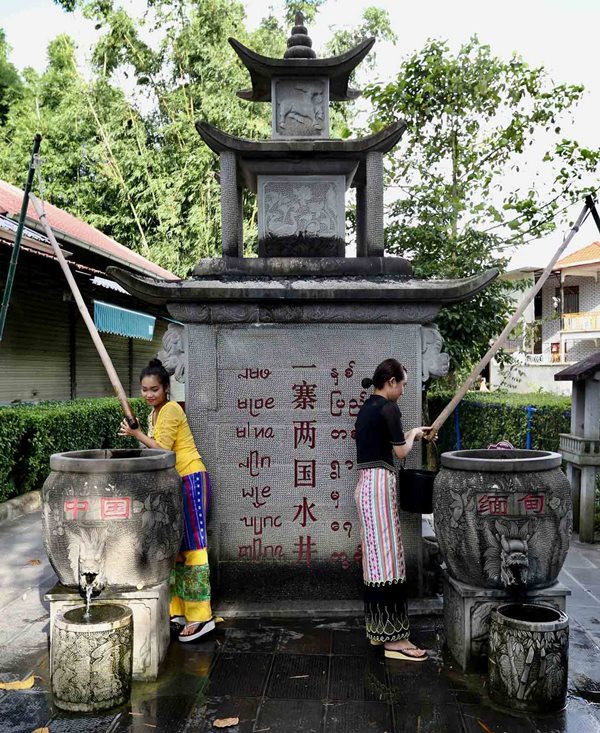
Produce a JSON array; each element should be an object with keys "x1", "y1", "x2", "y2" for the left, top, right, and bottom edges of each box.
[
  {"x1": 45, "y1": 581, "x2": 170, "y2": 681},
  {"x1": 443, "y1": 572, "x2": 570, "y2": 671}
]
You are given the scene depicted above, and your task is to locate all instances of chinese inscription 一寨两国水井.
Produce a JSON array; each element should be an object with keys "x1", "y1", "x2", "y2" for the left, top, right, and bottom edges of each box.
[{"x1": 234, "y1": 362, "x2": 366, "y2": 566}]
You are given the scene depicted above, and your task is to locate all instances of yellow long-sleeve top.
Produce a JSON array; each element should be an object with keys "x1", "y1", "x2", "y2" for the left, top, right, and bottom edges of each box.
[{"x1": 148, "y1": 401, "x2": 206, "y2": 477}]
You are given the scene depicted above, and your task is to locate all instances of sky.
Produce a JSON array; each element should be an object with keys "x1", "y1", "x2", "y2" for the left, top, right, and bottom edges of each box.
[{"x1": 1, "y1": 0, "x2": 599, "y2": 269}]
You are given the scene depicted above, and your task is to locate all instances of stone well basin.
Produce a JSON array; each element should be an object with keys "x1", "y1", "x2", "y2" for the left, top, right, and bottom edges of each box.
[
  {"x1": 433, "y1": 449, "x2": 572, "y2": 590},
  {"x1": 42, "y1": 448, "x2": 182, "y2": 591}
]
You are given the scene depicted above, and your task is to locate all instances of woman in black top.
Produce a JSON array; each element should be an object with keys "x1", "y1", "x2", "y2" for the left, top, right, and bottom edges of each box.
[{"x1": 354, "y1": 358, "x2": 432, "y2": 661}]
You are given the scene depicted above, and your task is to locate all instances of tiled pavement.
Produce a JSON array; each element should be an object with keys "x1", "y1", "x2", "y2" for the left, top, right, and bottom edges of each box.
[{"x1": 0, "y1": 512, "x2": 599, "y2": 732}]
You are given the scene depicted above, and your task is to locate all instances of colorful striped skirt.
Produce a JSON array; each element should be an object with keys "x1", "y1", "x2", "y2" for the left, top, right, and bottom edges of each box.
[
  {"x1": 169, "y1": 470, "x2": 212, "y2": 623},
  {"x1": 355, "y1": 467, "x2": 409, "y2": 641},
  {"x1": 181, "y1": 470, "x2": 211, "y2": 551}
]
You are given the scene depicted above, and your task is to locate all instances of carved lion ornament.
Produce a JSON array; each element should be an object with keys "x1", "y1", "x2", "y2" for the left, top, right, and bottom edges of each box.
[
  {"x1": 158, "y1": 324, "x2": 186, "y2": 383},
  {"x1": 421, "y1": 325, "x2": 449, "y2": 381}
]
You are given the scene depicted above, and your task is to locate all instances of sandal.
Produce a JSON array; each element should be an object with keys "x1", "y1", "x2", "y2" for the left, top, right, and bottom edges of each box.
[
  {"x1": 384, "y1": 643, "x2": 428, "y2": 662},
  {"x1": 178, "y1": 618, "x2": 216, "y2": 643}
]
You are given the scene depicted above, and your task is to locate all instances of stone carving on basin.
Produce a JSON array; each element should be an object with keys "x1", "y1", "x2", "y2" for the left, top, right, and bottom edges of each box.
[
  {"x1": 433, "y1": 450, "x2": 572, "y2": 590},
  {"x1": 42, "y1": 449, "x2": 183, "y2": 593}
]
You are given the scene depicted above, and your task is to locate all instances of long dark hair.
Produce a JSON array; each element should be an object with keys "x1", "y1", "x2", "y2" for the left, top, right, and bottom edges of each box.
[
  {"x1": 140, "y1": 358, "x2": 170, "y2": 393},
  {"x1": 361, "y1": 358, "x2": 407, "y2": 390}
]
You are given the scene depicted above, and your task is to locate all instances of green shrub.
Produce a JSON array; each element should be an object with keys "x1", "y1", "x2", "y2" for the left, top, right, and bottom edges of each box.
[
  {"x1": 427, "y1": 391, "x2": 571, "y2": 454},
  {"x1": 0, "y1": 398, "x2": 151, "y2": 502}
]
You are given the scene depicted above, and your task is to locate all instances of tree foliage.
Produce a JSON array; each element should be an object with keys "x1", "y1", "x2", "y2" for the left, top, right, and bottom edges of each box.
[
  {"x1": 364, "y1": 37, "x2": 600, "y2": 380},
  {"x1": 0, "y1": 30, "x2": 21, "y2": 126},
  {"x1": 4, "y1": 0, "x2": 391, "y2": 275}
]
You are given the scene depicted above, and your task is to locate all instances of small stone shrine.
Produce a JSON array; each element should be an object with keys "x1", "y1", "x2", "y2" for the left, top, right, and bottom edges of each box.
[
  {"x1": 555, "y1": 352, "x2": 600, "y2": 543},
  {"x1": 111, "y1": 16, "x2": 498, "y2": 602}
]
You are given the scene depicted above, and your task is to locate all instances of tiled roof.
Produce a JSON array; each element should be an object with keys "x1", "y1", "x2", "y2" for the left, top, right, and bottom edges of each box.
[
  {"x1": 0, "y1": 180, "x2": 178, "y2": 281},
  {"x1": 556, "y1": 241, "x2": 600, "y2": 269}
]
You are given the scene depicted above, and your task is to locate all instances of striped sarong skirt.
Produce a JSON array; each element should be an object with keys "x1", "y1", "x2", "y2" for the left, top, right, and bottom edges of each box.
[
  {"x1": 355, "y1": 467, "x2": 410, "y2": 641},
  {"x1": 181, "y1": 470, "x2": 211, "y2": 551},
  {"x1": 170, "y1": 470, "x2": 212, "y2": 623}
]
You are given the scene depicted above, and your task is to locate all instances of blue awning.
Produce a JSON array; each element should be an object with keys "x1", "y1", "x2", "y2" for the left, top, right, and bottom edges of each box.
[{"x1": 94, "y1": 301, "x2": 155, "y2": 341}]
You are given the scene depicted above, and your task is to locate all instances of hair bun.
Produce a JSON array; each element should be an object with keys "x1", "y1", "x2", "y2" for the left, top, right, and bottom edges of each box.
[
  {"x1": 361, "y1": 377, "x2": 374, "y2": 389},
  {"x1": 149, "y1": 358, "x2": 163, "y2": 368}
]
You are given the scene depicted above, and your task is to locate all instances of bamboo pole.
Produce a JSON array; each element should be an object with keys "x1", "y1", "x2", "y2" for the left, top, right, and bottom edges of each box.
[
  {"x1": 29, "y1": 193, "x2": 139, "y2": 429},
  {"x1": 0, "y1": 134, "x2": 42, "y2": 341},
  {"x1": 427, "y1": 200, "x2": 591, "y2": 440}
]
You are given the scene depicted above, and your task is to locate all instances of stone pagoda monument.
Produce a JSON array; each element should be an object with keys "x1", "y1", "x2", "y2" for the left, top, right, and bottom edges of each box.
[{"x1": 111, "y1": 16, "x2": 497, "y2": 602}]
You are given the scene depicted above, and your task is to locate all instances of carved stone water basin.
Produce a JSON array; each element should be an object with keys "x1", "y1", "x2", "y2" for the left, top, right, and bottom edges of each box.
[
  {"x1": 433, "y1": 450, "x2": 572, "y2": 590},
  {"x1": 42, "y1": 448, "x2": 182, "y2": 592}
]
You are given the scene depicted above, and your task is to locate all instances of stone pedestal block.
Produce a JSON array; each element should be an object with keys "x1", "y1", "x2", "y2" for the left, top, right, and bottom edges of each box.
[
  {"x1": 443, "y1": 572, "x2": 570, "y2": 671},
  {"x1": 186, "y1": 322, "x2": 425, "y2": 601},
  {"x1": 45, "y1": 581, "x2": 170, "y2": 681}
]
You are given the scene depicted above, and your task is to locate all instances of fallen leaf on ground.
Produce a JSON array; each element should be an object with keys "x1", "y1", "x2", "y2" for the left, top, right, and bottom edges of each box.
[
  {"x1": 213, "y1": 717, "x2": 240, "y2": 728},
  {"x1": 27, "y1": 559, "x2": 41, "y2": 566},
  {"x1": 0, "y1": 676, "x2": 34, "y2": 690},
  {"x1": 31, "y1": 728, "x2": 50, "y2": 733},
  {"x1": 477, "y1": 720, "x2": 494, "y2": 733}
]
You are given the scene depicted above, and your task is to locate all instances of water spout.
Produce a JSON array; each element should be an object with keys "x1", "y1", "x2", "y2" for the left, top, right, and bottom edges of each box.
[
  {"x1": 84, "y1": 584, "x2": 93, "y2": 620},
  {"x1": 75, "y1": 527, "x2": 108, "y2": 596}
]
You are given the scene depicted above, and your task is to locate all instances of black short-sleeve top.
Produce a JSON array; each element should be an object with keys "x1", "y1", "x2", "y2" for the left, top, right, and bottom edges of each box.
[{"x1": 355, "y1": 394, "x2": 406, "y2": 471}]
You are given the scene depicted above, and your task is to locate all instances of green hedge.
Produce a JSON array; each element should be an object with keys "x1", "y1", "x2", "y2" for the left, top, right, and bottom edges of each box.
[
  {"x1": 0, "y1": 398, "x2": 151, "y2": 502},
  {"x1": 427, "y1": 392, "x2": 572, "y2": 454}
]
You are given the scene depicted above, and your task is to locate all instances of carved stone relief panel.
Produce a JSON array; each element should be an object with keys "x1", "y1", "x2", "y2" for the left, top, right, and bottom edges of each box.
[
  {"x1": 272, "y1": 77, "x2": 329, "y2": 138},
  {"x1": 258, "y1": 175, "x2": 345, "y2": 244}
]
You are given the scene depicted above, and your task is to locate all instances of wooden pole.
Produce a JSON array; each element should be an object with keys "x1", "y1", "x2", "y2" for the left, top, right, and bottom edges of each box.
[
  {"x1": 428, "y1": 201, "x2": 591, "y2": 440},
  {"x1": 0, "y1": 134, "x2": 42, "y2": 341},
  {"x1": 29, "y1": 193, "x2": 139, "y2": 429}
]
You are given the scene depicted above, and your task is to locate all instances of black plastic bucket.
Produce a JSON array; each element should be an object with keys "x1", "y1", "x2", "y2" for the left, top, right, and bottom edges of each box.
[{"x1": 398, "y1": 466, "x2": 436, "y2": 513}]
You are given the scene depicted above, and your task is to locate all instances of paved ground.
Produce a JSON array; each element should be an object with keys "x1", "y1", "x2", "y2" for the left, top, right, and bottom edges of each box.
[{"x1": 0, "y1": 511, "x2": 599, "y2": 732}]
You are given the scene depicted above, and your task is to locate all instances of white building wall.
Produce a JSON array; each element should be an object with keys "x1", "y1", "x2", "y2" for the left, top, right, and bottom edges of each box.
[
  {"x1": 539, "y1": 275, "x2": 560, "y2": 347},
  {"x1": 541, "y1": 275, "x2": 600, "y2": 363},
  {"x1": 491, "y1": 271, "x2": 600, "y2": 392}
]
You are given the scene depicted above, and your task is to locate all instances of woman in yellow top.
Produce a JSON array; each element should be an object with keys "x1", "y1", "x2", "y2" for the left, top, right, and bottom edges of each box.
[{"x1": 119, "y1": 358, "x2": 214, "y2": 643}]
